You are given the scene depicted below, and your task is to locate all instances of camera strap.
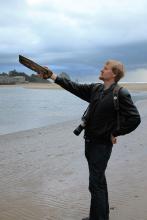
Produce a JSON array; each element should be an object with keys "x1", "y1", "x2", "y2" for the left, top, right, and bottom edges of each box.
[
  {"x1": 82, "y1": 84, "x2": 103, "y2": 123},
  {"x1": 113, "y1": 84, "x2": 123, "y2": 130}
]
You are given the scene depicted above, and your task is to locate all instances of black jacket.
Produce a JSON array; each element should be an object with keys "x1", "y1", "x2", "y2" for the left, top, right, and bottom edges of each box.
[{"x1": 55, "y1": 76, "x2": 141, "y2": 142}]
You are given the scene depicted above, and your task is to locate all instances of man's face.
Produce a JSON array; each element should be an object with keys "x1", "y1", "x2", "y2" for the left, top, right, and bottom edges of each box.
[{"x1": 99, "y1": 63, "x2": 116, "y2": 81}]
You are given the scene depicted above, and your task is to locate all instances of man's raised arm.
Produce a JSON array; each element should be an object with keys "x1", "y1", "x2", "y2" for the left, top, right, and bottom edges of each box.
[
  {"x1": 18, "y1": 55, "x2": 94, "y2": 103},
  {"x1": 41, "y1": 71, "x2": 95, "y2": 103}
]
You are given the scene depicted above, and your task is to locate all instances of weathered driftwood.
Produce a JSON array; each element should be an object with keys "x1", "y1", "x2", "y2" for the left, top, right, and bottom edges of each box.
[{"x1": 19, "y1": 55, "x2": 53, "y2": 78}]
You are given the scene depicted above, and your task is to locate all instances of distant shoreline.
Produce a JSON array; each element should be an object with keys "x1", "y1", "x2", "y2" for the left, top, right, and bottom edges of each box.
[
  {"x1": 0, "y1": 82, "x2": 61, "y2": 89},
  {"x1": 1, "y1": 82, "x2": 147, "y2": 91}
]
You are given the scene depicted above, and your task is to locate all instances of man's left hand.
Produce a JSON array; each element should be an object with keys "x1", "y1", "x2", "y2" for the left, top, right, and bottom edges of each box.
[{"x1": 111, "y1": 134, "x2": 117, "y2": 144}]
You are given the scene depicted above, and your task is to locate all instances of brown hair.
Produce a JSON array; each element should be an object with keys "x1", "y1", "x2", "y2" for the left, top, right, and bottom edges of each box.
[{"x1": 106, "y1": 60, "x2": 125, "y2": 82}]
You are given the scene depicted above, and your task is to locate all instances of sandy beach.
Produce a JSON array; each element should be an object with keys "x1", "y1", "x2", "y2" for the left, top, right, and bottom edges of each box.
[
  {"x1": 23, "y1": 82, "x2": 147, "y2": 91},
  {"x1": 1, "y1": 82, "x2": 147, "y2": 91},
  {"x1": 120, "y1": 82, "x2": 147, "y2": 91},
  {"x1": 0, "y1": 100, "x2": 147, "y2": 220},
  {"x1": 23, "y1": 83, "x2": 62, "y2": 90},
  {"x1": 22, "y1": 82, "x2": 147, "y2": 91},
  {"x1": 0, "y1": 83, "x2": 61, "y2": 90}
]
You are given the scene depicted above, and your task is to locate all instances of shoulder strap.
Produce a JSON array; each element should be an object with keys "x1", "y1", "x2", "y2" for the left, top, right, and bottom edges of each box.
[
  {"x1": 113, "y1": 84, "x2": 123, "y2": 130},
  {"x1": 92, "y1": 83, "x2": 102, "y2": 93},
  {"x1": 113, "y1": 84, "x2": 123, "y2": 111}
]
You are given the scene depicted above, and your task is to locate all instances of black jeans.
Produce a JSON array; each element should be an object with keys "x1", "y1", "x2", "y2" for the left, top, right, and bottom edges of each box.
[{"x1": 85, "y1": 139, "x2": 113, "y2": 220}]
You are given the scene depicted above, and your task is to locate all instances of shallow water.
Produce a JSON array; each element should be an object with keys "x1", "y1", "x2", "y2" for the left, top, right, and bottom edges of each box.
[
  {"x1": 0, "y1": 87, "x2": 87, "y2": 135},
  {"x1": 0, "y1": 86, "x2": 147, "y2": 135}
]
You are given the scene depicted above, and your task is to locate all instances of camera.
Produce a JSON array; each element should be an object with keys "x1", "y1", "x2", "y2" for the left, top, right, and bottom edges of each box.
[
  {"x1": 73, "y1": 120, "x2": 86, "y2": 136},
  {"x1": 73, "y1": 106, "x2": 90, "y2": 136}
]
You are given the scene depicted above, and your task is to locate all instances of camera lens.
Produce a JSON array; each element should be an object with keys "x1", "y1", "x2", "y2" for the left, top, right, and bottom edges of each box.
[{"x1": 73, "y1": 125, "x2": 84, "y2": 136}]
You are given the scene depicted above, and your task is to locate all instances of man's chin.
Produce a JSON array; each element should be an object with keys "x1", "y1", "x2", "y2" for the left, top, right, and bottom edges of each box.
[{"x1": 99, "y1": 76, "x2": 104, "y2": 81}]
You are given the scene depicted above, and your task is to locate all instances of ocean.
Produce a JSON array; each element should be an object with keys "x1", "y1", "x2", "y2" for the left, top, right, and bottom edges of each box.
[{"x1": 0, "y1": 86, "x2": 147, "y2": 135}]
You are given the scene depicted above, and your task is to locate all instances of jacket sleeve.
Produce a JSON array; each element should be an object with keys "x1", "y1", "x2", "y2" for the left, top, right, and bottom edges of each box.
[
  {"x1": 112, "y1": 88, "x2": 141, "y2": 137},
  {"x1": 55, "y1": 76, "x2": 95, "y2": 103}
]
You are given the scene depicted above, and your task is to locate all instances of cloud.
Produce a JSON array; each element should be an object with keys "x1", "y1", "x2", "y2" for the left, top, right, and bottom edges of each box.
[
  {"x1": 0, "y1": 0, "x2": 147, "y2": 80},
  {"x1": 25, "y1": 0, "x2": 147, "y2": 45}
]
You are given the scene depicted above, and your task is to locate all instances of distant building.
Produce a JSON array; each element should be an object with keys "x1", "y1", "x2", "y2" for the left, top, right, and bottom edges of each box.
[
  {"x1": 0, "y1": 76, "x2": 15, "y2": 84},
  {"x1": 0, "y1": 76, "x2": 26, "y2": 84},
  {"x1": 13, "y1": 76, "x2": 26, "y2": 84}
]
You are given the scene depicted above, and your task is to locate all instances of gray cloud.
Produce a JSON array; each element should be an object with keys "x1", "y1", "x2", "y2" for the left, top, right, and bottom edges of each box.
[{"x1": 0, "y1": 0, "x2": 147, "y2": 82}]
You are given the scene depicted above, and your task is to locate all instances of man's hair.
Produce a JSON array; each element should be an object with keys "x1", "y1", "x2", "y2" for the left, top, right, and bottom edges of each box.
[{"x1": 106, "y1": 60, "x2": 125, "y2": 82}]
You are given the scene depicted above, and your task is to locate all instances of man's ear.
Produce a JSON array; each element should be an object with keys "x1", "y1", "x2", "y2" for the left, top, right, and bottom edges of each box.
[{"x1": 112, "y1": 72, "x2": 116, "y2": 79}]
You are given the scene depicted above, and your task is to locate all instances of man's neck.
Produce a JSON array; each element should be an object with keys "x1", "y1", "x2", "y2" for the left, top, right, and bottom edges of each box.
[{"x1": 103, "y1": 80, "x2": 116, "y2": 90}]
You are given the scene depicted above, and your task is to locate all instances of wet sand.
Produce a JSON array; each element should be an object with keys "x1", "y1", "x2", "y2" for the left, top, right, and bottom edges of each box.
[{"x1": 0, "y1": 100, "x2": 147, "y2": 220}]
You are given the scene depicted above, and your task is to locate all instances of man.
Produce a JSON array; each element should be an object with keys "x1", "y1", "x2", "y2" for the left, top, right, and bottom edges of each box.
[{"x1": 38, "y1": 60, "x2": 141, "y2": 220}]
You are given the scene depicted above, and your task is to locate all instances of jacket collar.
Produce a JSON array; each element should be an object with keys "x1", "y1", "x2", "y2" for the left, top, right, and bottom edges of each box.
[{"x1": 103, "y1": 82, "x2": 117, "y2": 93}]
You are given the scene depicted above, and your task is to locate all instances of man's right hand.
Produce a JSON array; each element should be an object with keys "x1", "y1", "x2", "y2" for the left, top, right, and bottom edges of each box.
[
  {"x1": 37, "y1": 66, "x2": 53, "y2": 79},
  {"x1": 37, "y1": 67, "x2": 57, "y2": 81}
]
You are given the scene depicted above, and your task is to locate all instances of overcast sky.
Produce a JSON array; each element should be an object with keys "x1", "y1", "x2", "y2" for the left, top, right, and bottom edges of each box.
[{"x1": 0, "y1": 0, "x2": 147, "y2": 81}]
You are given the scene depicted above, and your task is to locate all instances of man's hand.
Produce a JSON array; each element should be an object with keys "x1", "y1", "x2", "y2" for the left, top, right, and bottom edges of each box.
[
  {"x1": 37, "y1": 67, "x2": 57, "y2": 81},
  {"x1": 111, "y1": 134, "x2": 117, "y2": 144},
  {"x1": 37, "y1": 66, "x2": 53, "y2": 79}
]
